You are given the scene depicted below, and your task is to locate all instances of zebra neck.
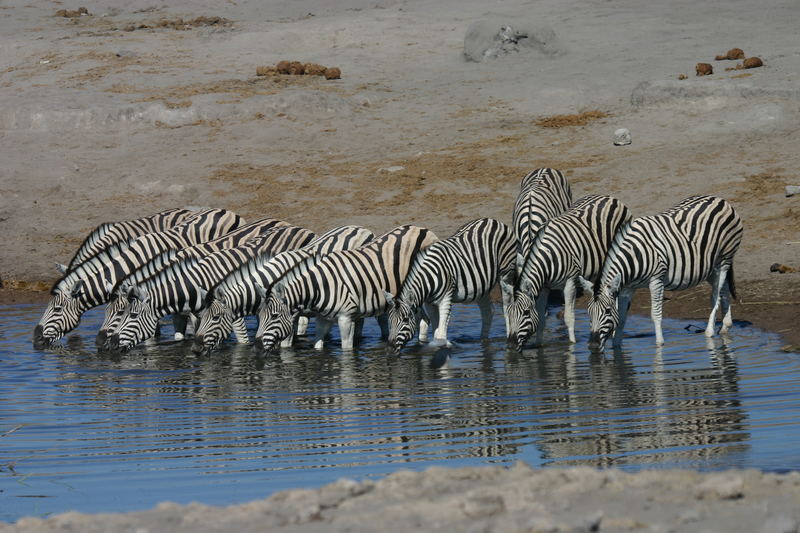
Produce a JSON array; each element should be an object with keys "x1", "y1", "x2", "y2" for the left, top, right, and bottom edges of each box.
[{"x1": 399, "y1": 256, "x2": 443, "y2": 307}]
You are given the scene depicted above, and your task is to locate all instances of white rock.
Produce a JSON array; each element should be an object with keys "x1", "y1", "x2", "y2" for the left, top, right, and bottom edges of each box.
[
  {"x1": 785, "y1": 185, "x2": 800, "y2": 197},
  {"x1": 613, "y1": 128, "x2": 632, "y2": 146}
]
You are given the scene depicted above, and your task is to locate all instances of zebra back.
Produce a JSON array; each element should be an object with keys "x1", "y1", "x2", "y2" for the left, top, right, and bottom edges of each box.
[
  {"x1": 67, "y1": 208, "x2": 194, "y2": 271},
  {"x1": 512, "y1": 168, "x2": 572, "y2": 270},
  {"x1": 398, "y1": 218, "x2": 514, "y2": 306},
  {"x1": 518, "y1": 194, "x2": 631, "y2": 295}
]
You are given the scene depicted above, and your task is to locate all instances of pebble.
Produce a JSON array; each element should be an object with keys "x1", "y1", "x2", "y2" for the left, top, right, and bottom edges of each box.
[
  {"x1": 785, "y1": 185, "x2": 800, "y2": 197},
  {"x1": 613, "y1": 128, "x2": 632, "y2": 146}
]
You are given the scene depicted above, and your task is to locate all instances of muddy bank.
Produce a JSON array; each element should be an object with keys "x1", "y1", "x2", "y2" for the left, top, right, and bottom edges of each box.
[{"x1": 4, "y1": 463, "x2": 800, "y2": 532}]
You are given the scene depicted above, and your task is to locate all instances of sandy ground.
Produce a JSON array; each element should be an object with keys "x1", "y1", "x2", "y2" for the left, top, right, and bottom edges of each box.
[
  {"x1": 2, "y1": 0, "x2": 800, "y2": 527},
  {"x1": 4, "y1": 464, "x2": 800, "y2": 532}
]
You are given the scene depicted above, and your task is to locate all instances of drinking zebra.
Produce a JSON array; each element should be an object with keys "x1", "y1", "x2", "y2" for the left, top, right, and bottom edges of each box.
[
  {"x1": 192, "y1": 225, "x2": 374, "y2": 355},
  {"x1": 63, "y1": 208, "x2": 194, "y2": 273},
  {"x1": 512, "y1": 168, "x2": 573, "y2": 271},
  {"x1": 256, "y1": 225, "x2": 438, "y2": 352},
  {"x1": 383, "y1": 218, "x2": 514, "y2": 353},
  {"x1": 503, "y1": 194, "x2": 632, "y2": 350},
  {"x1": 107, "y1": 226, "x2": 316, "y2": 351},
  {"x1": 584, "y1": 195, "x2": 743, "y2": 351},
  {"x1": 33, "y1": 208, "x2": 243, "y2": 348},
  {"x1": 96, "y1": 217, "x2": 295, "y2": 348}
]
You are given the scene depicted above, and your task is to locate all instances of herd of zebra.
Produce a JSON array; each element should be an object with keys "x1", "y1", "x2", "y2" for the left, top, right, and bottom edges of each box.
[{"x1": 33, "y1": 168, "x2": 743, "y2": 354}]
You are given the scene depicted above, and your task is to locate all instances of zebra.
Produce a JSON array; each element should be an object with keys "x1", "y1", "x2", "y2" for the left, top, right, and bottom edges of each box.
[
  {"x1": 96, "y1": 217, "x2": 294, "y2": 347},
  {"x1": 192, "y1": 225, "x2": 375, "y2": 355},
  {"x1": 583, "y1": 195, "x2": 743, "y2": 351},
  {"x1": 255, "y1": 225, "x2": 438, "y2": 352},
  {"x1": 502, "y1": 194, "x2": 632, "y2": 350},
  {"x1": 63, "y1": 208, "x2": 194, "y2": 273},
  {"x1": 512, "y1": 168, "x2": 572, "y2": 272},
  {"x1": 383, "y1": 218, "x2": 515, "y2": 354},
  {"x1": 107, "y1": 225, "x2": 316, "y2": 351},
  {"x1": 33, "y1": 208, "x2": 243, "y2": 348}
]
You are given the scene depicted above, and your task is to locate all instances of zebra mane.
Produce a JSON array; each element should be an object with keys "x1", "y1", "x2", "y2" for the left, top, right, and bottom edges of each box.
[
  {"x1": 209, "y1": 247, "x2": 280, "y2": 296},
  {"x1": 51, "y1": 238, "x2": 131, "y2": 294},
  {"x1": 516, "y1": 219, "x2": 552, "y2": 291},
  {"x1": 595, "y1": 220, "x2": 634, "y2": 292},
  {"x1": 110, "y1": 247, "x2": 184, "y2": 296},
  {"x1": 396, "y1": 246, "x2": 430, "y2": 300},
  {"x1": 66, "y1": 222, "x2": 117, "y2": 271}
]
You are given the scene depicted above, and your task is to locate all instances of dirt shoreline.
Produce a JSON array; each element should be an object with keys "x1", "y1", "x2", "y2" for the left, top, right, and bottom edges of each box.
[{"x1": 4, "y1": 463, "x2": 800, "y2": 532}]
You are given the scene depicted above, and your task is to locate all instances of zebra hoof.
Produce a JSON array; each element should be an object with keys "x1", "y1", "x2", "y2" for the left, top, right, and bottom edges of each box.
[{"x1": 174, "y1": 332, "x2": 185, "y2": 341}]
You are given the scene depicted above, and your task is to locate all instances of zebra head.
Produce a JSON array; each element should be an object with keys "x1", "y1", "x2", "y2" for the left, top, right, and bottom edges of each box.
[
  {"x1": 383, "y1": 291, "x2": 419, "y2": 354},
  {"x1": 192, "y1": 288, "x2": 234, "y2": 355},
  {"x1": 33, "y1": 280, "x2": 87, "y2": 348},
  {"x1": 97, "y1": 288, "x2": 126, "y2": 349},
  {"x1": 108, "y1": 285, "x2": 158, "y2": 352},
  {"x1": 586, "y1": 273, "x2": 621, "y2": 351},
  {"x1": 505, "y1": 291, "x2": 537, "y2": 351},
  {"x1": 254, "y1": 283, "x2": 295, "y2": 354}
]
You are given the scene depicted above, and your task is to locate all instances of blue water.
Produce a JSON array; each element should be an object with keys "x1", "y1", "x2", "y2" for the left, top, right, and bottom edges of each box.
[{"x1": 1, "y1": 302, "x2": 799, "y2": 522}]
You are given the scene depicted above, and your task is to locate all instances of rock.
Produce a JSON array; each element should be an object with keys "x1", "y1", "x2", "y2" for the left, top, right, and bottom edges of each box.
[
  {"x1": 696, "y1": 62, "x2": 713, "y2": 76},
  {"x1": 695, "y1": 474, "x2": 744, "y2": 500},
  {"x1": 613, "y1": 128, "x2": 631, "y2": 146},
  {"x1": 463, "y1": 19, "x2": 561, "y2": 62},
  {"x1": 770, "y1": 263, "x2": 798, "y2": 274},
  {"x1": 785, "y1": 185, "x2": 800, "y2": 197},
  {"x1": 678, "y1": 74, "x2": 688, "y2": 80},
  {"x1": 288, "y1": 61, "x2": 305, "y2": 75},
  {"x1": 716, "y1": 47, "x2": 745, "y2": 60},
  {"x1": 743, "y1": 56, "x2": 764, "y2": 69},
  {"x1": 324, "y1": 67, "x2": 341, "y2": 80},
  {"x1": 759, "y1": 515, "x2": 798, "y2": 533},
  {"x1": 276, "y1": 60, "x2": 291, "y2": 74}
]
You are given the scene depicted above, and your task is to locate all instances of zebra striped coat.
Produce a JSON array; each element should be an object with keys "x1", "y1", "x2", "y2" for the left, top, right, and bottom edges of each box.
[
  {"x1": 384, "y1": 218, "x2": 515, "y2": 353},
  {"x1": 193, "y1": 225, "x2": 374, "y2": 354},
  {"x1": 108, "y1": 226, "x2": 316, "y2": 351},
  {"x1": 33, "y1": 208, "x2": 243, "y2": 348},
  {"x1": 512, "y1": 168, "x2": 573, "y2": 271},
  {"x1": 64, "y1": 208, "x2": 194, "y2": 273},
  {"x1": 585, "y1": 195, "x2": 743, "y2": 350},
  {"x1": 256, "y1": 225, "x2": 438, "y2": 352},
  {"x1": 96, "y1": 217, "x2": 294, "y2": 347},
  {"x1": 503, "y1": 195, "x2": 631, "y2": 349}
]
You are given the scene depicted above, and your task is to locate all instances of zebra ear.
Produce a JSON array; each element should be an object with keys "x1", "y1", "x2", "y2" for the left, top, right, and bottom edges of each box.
[
  {"x1": 272, "y1": 283, "x2": 286, "y2": 301},
  {"x1": 127, "y1": 285, "x2": 149, "y2": 303},
  {"x1": 254, "y1": 283, "x2": 268, "y2": 300},
  {"x1": 70, "y1": 279, "x2": 85, "y2": 298},
  {"x1": 197, "y1": 287, "x2": 208, "y2": 306},
  {"x1": 383, "y1": 291, "x2": 396, "y2": 307},
  {"x1": 55, "y1": 262, "x2": 68, "y2": 275},
  {"x1": 500, "y1": 270, "x2": 516, "y2": 296},
  {"x1": 577, "y1": 276, "x2": 595, "y2": 295},
  {"x1": 608, "y1": 273, "x2": 622, "y2": 296},
  {"x1": 103, "y1": 278, "x2": 114, "y2": 296}
]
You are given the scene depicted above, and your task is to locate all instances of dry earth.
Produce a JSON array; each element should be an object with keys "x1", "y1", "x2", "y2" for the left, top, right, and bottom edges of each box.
[{"x1": 1, "y1": 0, "x2": 800, "y2": 528}]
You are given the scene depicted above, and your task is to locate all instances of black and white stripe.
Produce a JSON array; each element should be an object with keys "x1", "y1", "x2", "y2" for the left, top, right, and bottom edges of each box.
[
  {"x1": 108, "y1": 226, "x2": 316, "y2": 351},
  {"x1": 64, "y1": 208, "x2": 194, "y2": 272},
  {"x1": 96, "y1": 217, "x2": 295, "y2": 347},
  {"x1": 586, "y1": 195, "x2": 743, "y2": 351},
  {"x1": 193, "y1": 225, "x2": 374, "y2": 354},
  {"x1": 503, "y1": 194, "x2": 631, "y2": 349},
  {"x1": 384, "y1": 218, "x2": 514, "y2": 353},
  {"x1": 512, "y1": 168, "x2": 573, "y2": 271},
  {"x1": 33, "y1": 208, "x2": 243, "y2": 348},
  {"x1": 256, "y1": 225, "x2": 438, "y2": 352}
]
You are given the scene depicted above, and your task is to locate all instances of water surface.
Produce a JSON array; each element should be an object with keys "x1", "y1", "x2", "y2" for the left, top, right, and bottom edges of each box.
[{"x1": 2, "y1": 303, "x2": 799, "y2": 522}]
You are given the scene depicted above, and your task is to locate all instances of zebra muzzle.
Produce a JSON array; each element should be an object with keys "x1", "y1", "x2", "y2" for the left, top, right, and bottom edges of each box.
[
  {"x1": 96, "y1": 329, "x2": 108, "y2": 347},
  {"x1": 33, "y1": 325, "x2": 53, "y2": 349}
]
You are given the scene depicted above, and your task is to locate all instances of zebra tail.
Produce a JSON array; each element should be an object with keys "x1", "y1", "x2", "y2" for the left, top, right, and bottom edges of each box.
[{"x1": 727, "y1": 264, "x2": 737, "y2": 302}]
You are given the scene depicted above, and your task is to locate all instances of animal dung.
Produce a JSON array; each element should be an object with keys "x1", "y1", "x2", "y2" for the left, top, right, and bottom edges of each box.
[
  {"x1": 742, "y1": 56, "x2": 763, "y2": 69},
  {"x1": 715, "y1": 48, "x2": 745, "y2": 61},
  {"x1": 55, "y1": 6, "x2": 89, "y2": 17},
  {"x1": 696, "y1": 63, "x2": 713, "y2": 76},
  {"x1": 770, "y1": 263, "x2": 798, "y2": 274},
  {"x1": 677, "y1": 74, "x2": 688, "y2": 80},
  {"x1": 268, "y1": 60, "x2": 341, "y2": 79},
  {"x1": 324, "y1": 67, "x2": 342, "y2": 80}
]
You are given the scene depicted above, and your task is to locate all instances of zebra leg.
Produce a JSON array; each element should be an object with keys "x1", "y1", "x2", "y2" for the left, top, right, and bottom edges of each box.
[
  {"x1": 613, "y1": 289, "x2": 634, "y2": 348},
  {"x1": 280, "y1": 316, "x2": 296, "y2": 349},
  {"x1": 296, "y1": 316, "x2": 309, "y2": 336},
  {"x1": 563, "y1": 279, "x2": 577, "y2": 343},
  {"x1": 421, "y1": 303, "x2": 439, "y2": 343},
  {"x1": 433, "y1": 295, "x2": 453, "y2": 344},
  {"x1": 232, "y1": 318, "x2": 249, "y2": 344},
  {"x1": 649, "y1": 278, "x2": 665, "y2": 345},
  {"x1": 706, "y1": 264, "x2": 728, "y2": 337},
  {"x1": 313, "y1": 318, "x2": 334, "y2": 350},
  {"x1": 720, "y1": 267, "x2": 734, "y2": 335},
  {"x1": 172, "y1": 313, "x2": 189, "y2": 341},
  {"x1": 354, "y1": 317, "x2": 365, "y2": 344},
  {"x1": 338, "y1": 315, "x2": 356, "y2": 352},
  {"x1": 500, "y1": 283, "x2": 513, "y2": 339},
  {"x1": 534, "y1": 288, "x2": 549, "y2": 346},
  {"x1": 477, "y1": 294, "x2": 494, "y2": 339},
  {"x1": 376, "y1": 314, "x2": 389, "y2": 341}
]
